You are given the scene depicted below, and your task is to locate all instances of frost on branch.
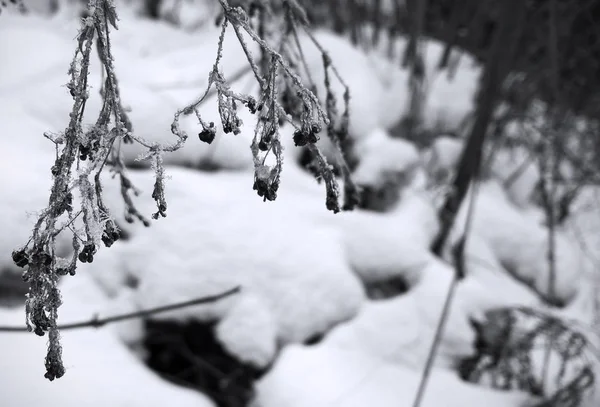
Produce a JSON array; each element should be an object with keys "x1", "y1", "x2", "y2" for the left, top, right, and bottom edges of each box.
[
  {"x1": 170, "y1": 0, "x2": 360, "y2": 211},
  {"x1": 13, "y1": 0, "x2": 357, "y2": 380}
]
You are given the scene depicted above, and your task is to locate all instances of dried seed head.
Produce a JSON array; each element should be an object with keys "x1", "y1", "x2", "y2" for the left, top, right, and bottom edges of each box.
[
  {"x1": 12, "y1": 249, "x2": 29, "y2": 268},
  {"x1": 199, "y1": 128, "x2": 216, "y2": 144}
]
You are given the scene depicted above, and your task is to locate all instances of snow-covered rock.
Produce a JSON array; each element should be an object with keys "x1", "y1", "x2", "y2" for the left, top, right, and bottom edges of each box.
[
  {"x1": 458, "y1": 236, "x2": 543, "y2": 312},
  {"x1": 256, "y1": 344, "x2": 536, "y2": 407},
  {"x1": 0, "y1": 274, "x2": 215, "y2": 407},
  {"x1": 84, "y1": 166, "x2": 365, "y2": 368},
  {"x1": 335, "y1": 189, "x2": 438, "y2": 283}
]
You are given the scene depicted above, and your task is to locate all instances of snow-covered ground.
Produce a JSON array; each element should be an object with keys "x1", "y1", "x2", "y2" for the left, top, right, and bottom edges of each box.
[{"x1": 1, "y1": 3, "x2": 598, "y2": 407}]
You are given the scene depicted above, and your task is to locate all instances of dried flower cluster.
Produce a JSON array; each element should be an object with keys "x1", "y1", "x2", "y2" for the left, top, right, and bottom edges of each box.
[{"x1": 11, "y1": 0, "x2": 357, "y2": 380}]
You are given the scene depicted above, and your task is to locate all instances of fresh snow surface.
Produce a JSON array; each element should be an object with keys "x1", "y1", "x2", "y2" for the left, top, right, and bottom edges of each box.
[
  {"x1": 256, "y1": 344, "x2": 536, "y2": 407},
  {"x1": 0, "y1": 274, "x2": 215, "y2": 407}
]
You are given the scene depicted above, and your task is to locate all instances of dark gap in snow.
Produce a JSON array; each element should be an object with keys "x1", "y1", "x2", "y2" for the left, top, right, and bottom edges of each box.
[
  {"x1": 303, "y1": 332, "x2": 325, "y2": 346},
  {"x1": 143, "y1": 319, "x2": 267, "y2": 407},
  {"x1": 125, "y1": 159, "x2": 153, "y2": 170},
  {"x1": 357, "y1": 183, "x2": 402, "y2": 212},
  {"x1": 123, "y1": 273, "x2": 140, "y2": 289},
  {"x1": 364, "y1": 275, "x2": 409, "y2": 300},
  {"x1": 196, "y1": 160, "x2": 225, "y2": 173}
]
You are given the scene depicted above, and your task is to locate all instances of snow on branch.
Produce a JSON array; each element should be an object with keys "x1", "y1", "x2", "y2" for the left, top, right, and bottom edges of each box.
[{"x1": 11, "y1": 0, "x2": 356, "y2": 380}]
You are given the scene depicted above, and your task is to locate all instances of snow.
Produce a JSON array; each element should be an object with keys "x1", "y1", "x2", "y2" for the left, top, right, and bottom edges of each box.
[
  {"x1": 1, "y1": 9, "x2": 262, "y2": 172},
  {"x1": 256, "y1": 344, "x2": 536, "y2": 407},
  {"x1": 2, "y1": 7, "x2": 598, "y2": 407},
  {"x1": 335, "y1": 190, "x2": 438, "y2": 283},
  {"x1": 350, "y1": 128, "x2": 421, "y2": 187},
  {"x1": 84, "y1": 166, "x2": 365, "y2": 368},
  {"x1": 486, "y1": 145, "x2": 541, "y2": 209},
  {"x1": 373, "y1": 33, "x2": 482, "y2": 133},
  {"x1": 0, "y1": 274, "x2": 215, "y2": 407},
  {"x1": 450, "y1": 180, "x2": 584, "y2": 305},
  {"x1": 423, "y1": 135, "x2": 463, "y2": 181},
  {"x1": 155, "y1": 0, "x2": 221, "y2": 30}
]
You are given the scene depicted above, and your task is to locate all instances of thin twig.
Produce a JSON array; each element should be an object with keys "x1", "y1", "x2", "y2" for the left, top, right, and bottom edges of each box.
[
  {"x1": 0, "y1": 286, "x2": 241, "y2": 333},
  {"x1": 415, "y1": 1, "x2": 527, "y2": 405}
]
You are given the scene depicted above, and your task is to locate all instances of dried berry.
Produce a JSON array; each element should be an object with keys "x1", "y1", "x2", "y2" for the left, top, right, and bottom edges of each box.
[
  {"x1": 79, "y1": 145, "x2": 89, "y2": 161},
  {"x1": 78, "y1": 252, "x2": 89, "y2": 263},
  {"x1": 293, "y1": 129, "x2": 308, "y2": 147},
  {"x1": 12, "y1": 249, "x2": 29, "y2": 268},
  {"x1": 78, "y1": 244, "x2": 96, "y2": 263},
  {"x1": 253, "y1": 175, "x2": 279, "y2": 202},
  {"x1": 247, "y1": 97, "x2": 257, "y2": 114},
  {"x1": 199, "y1": 128, "x2": 216, "y2": 144},
  {"x1": 101, "y1": 224, "x2": 121, "y2": 248},
  {"x1": 258, "y1": 139, "x2": 269, "y2": 151}
]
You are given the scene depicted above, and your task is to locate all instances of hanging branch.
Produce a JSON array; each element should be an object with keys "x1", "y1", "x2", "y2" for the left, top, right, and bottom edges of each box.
[{"x1": 11, "y1": 0, "x2": 356, "y2": 381}]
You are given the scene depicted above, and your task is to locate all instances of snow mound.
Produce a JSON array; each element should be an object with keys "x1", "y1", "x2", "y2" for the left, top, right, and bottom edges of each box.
[
  {"x1": 423, "y1": 135, "x2": 463, "y2": 182},
  {"x1": 451, "y1": 180, "x2": 584, "y2": 306},
  {"x1": 0, "y1": 274, "x2": 215, "y2": 407},
  {"x1": 351, "y1": 128, "x2": 421, "y2": 187},
  {"x1": 155, "y1": 0, "x2": 221, "y2": 31},
  {"x1": 322, "y1": 249, "x2": 543, "y2": 374},
  {"x1": 86, "y1": 167, "x2": 365, "y2": 367},
  {"x1": 256, "y1": 344, "x2": 536, "y2": 407},
  {"x1": 378, "y1": 35, "x2": 481, "y2": 132},
  {"x1": 336, "y1": 189, "x2": 438, "y2": 283}
]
